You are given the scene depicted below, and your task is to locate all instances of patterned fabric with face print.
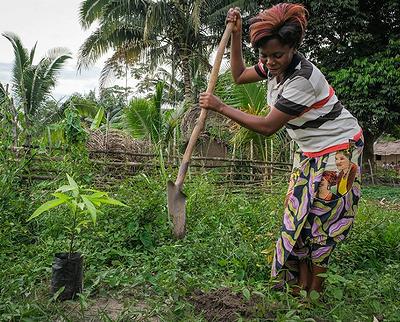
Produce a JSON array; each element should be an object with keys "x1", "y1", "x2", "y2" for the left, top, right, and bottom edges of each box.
[{"x1": 271, "y1": 137, "x2": 363, "y2": 287}]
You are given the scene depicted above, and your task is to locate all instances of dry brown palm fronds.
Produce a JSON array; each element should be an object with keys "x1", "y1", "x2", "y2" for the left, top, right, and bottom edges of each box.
[{"x1": 87, "y1": 128, "x2": 152, "y2": 161}]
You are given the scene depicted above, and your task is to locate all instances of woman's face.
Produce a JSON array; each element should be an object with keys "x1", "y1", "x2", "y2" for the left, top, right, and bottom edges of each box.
[
  {"x1": 259, "y1": 38, "x2": 295, "y2": 77},
  {"x1": 335, "y1": 153, "x2": 350, "y2": 171}
]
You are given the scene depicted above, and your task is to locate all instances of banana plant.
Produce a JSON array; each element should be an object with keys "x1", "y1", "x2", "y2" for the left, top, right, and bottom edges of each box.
[{"x1": 28, "y1": 174, "x2": 128, "y2": 257}]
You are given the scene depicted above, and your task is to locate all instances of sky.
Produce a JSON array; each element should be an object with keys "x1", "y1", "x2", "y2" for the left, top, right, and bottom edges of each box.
[{"x1": 0, "y1": 0, "x2": 124, "y2": 100}]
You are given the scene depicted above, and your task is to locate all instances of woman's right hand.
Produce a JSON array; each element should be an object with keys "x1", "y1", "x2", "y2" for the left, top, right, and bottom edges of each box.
[{"x1": 226, "y1": 7, "x2": 242, "y2": 34}]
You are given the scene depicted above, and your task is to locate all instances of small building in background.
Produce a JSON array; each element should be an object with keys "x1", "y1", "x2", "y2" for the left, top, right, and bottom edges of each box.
[{"x1": 374, "y1": 140, "x2": 400, "y2": 167}]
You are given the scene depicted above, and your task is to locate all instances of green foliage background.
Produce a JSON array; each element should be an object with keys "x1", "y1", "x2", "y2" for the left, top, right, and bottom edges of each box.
[{"x1": 0, "y1": 156, "x2": 399, "y2": 320}]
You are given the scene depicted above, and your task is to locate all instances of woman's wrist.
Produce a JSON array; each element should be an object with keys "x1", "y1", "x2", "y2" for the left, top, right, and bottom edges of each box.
[
  {"x1": 216, "y1": 102, "x2": 227, "y2": 114},
  {"x1": 231, "y1": 29, "x2": 242, "y2": 38}
]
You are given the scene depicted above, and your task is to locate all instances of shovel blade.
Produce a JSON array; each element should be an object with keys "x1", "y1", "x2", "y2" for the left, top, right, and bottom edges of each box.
[{"x1": 167, "y1": 180, "x2": 187, "y2": 239}]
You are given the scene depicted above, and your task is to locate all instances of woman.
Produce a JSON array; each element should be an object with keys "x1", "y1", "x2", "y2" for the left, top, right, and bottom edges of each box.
[
  {"x1": 199, "y1": 3, "x2": 364, "y2": 294},
  {"x1": 335, "y1": 150, "x2": 358, "y2": 196}
]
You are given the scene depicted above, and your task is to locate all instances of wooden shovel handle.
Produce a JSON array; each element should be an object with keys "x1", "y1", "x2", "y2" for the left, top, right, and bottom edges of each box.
[{"x1": 174, "y1": 23, "x2": 234, "y2": 188}]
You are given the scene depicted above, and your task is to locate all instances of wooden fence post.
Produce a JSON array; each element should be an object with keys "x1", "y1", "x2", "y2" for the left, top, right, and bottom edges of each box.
[
  {"x1": 368, "y1": 159, "x2": 375, "y2": 185},
  {"x1": 230, "y1": 142, "x2": 236, "y2": 185},
  {"x1": 270, "y1": 138, "x2": 274, "y2": 182},
  {"x1": 264, "y1": 139, "x2": 268, "y2": 184},
  {"x1": 250, "y1": 140, "x2": 254, "y2": 182}
]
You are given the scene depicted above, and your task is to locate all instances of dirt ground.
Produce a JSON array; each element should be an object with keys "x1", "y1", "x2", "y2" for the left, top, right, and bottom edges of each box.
[
  {"x1": 189, "y1": 287, "x2": 275, "y2": 322},
  {"x1": 57, "y1": 296, "x2": 159, "y2": 321}
]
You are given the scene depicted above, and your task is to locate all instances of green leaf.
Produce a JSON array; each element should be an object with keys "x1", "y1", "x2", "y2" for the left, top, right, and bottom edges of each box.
[
  {"x1": 94, "y1": 197, "x2": 128, "y2": 207},
  {"x1": 332, "y1": 287, "x2": 343, "y2": 300},
  {"x1": 66, "y1": 174, "x2": 79, "y2": 197},
  {"x1": 51, "y1": 192, "x2": 71, "y2": 201},
  {"x1": 82, "y1": 188, "x2": 102, "y2": 193},
  {"x1": 81, "y1": 195, "x2": 97, "y2": 225},
  {"x1": 77, "y1": 202, "x2": 85, "y2": 210},
  {"x1": 28, "y1": 198, "x2": 66, "y2": 221},
  {"x1": 88, "y1": 191, "x2": 108, "y2": 198},
  {"x1": 49, "y1": 286, "x2": 65, "y2": 302},
  {"x1": 242, "y1": 288, "x2": 251, "y2": 301},
  {"x1": 55, "y1": 185, "x2": 76, "y2": 193},
  {"x1": 300, "y1": 290, "x2": 308, "y2": 298},
  {"x1": 90, "y1": 106, "x2": 105, "y2": 130},
  {"x1": 309, "y1": 290, "x2": 320, "y2": 301},
  {"x1": 76, "y1": 219, "x2": 92, "y2": 228}
]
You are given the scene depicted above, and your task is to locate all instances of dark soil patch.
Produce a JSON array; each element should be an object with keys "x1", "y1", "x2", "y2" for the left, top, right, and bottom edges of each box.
[{"x1": 189, "y1": 287, "x2": 274, "y2": 322}]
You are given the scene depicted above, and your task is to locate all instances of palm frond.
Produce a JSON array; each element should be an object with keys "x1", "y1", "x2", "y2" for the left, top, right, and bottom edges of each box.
[
  {"x1": 0, "y1": 82, "x2": 10, "y2": 106},
  {"x1": 2, "y1": 32, "x2": 30, "y2": 100},
  {"x1": 29, "y1": 41, "x2": 37, "y2": 64},
  {"x1": 124, "y1": 98, "x2": 154, "y2": 140},
  {"x1": 27, "y1": 48, "x2": 71, "y2": 116},
  {"x1": 78, "y1": 25, "x2": 144, "y2": 70},
  {"x1": 99, "y1": 46, "x2": 142, "y2": 89},
  {"x1": 79, "y1": 0, "x2": 109, "y2": 29}
]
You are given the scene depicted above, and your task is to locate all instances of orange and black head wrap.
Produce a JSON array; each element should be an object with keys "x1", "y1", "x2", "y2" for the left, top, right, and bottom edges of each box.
[{"x1": 249, "y1": 3, "x2": 308, "y2": 49}]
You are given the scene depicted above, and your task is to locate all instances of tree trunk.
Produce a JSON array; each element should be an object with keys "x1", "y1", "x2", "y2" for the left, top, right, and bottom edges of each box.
[
  {"x1": 363, "y1": 130, "x2": 376, "y2": 169},
  {"x1": 180, "y1": 54, "x2": 193, "y2": 103},
  {"x1": 11, "y1": 105, "x2": 18, "y2": 147},
  {"x1": 5, "y1": 87, "x2": 19, "y2": 147}
]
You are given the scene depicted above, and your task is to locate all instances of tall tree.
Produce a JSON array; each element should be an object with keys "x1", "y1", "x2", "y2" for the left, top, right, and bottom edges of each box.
[
  {"x1": 303, "y1": 0, "x2": 400, "y2": 69},
  {"x1": 300, "y1": 0, "x2": 400, "y2": 165},
  {"x1": 77, "y1": 0, "x2": 261, "y2": 102},
  {"x1": 2, "y1": 32, "x2": 71, "y2": 143},
  {"x1": 329, "y1": 40, "x2": 400, "y2": 164}
]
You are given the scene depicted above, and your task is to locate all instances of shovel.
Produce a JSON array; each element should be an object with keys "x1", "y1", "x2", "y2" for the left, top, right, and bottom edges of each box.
[{"x1": 167, "y1": 22, "x2": 234, "y2": 239}]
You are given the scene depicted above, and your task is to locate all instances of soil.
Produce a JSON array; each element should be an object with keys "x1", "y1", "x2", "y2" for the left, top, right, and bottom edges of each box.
[
  {"x1": 189, "y1": 287, "x2": 274, "y2": 322},
  {"x1": 58, "y1": 296, "x2": 159, "y2": 321}
]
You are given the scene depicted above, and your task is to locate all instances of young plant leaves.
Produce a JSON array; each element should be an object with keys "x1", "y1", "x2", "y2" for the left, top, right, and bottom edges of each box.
[{"x1": 27, "y1": 198, "x2": 66, "y2": 221}]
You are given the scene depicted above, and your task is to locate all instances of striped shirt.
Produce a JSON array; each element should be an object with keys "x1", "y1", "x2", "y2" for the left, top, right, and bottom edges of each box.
[{"x1": 254, "y1": 53, "x2": 362, "y2": 157}]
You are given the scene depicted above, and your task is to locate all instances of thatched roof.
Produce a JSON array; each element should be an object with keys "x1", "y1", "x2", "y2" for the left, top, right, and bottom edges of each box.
[
  {"x1": 374, "y1": 140, "x2": 400, "y2": 156},
  {"x1": 180, "y1": 105, "x2": 230, "y2": 143},
  {"x1": 87, "y1": 129, "x2": 151, "y2": 161}
]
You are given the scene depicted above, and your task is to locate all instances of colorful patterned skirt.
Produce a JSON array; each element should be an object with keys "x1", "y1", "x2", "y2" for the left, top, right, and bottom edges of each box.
[{"x1": 271, "y1": 137, "x2": 364, "y2": 285}]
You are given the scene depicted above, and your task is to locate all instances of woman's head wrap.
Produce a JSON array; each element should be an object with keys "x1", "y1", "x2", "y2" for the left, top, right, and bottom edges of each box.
[{"x1": 249, "y1": 3, "x2": 308, "y2": 49}]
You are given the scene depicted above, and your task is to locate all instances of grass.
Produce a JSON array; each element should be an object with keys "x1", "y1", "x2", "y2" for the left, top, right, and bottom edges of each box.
[{"x1": 0, "y1": 169, "x2": 399, "y2": 321}]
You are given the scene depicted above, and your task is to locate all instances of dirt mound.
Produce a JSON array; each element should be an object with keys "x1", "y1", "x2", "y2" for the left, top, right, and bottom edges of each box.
[{"x1": 189, "y1": 287, "x2": 272, "y2": 322}]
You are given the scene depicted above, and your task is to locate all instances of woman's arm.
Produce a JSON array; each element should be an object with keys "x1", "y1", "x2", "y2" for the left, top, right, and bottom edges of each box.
[
  {"x1": 199, "y1": 92, "x2": 295, "y2": 136},
  {"x1": 228, "y1": 8, "x2": 264, "y2": 84}
]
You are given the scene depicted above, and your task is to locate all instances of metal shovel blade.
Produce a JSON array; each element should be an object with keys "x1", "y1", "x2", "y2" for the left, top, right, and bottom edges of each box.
[{"x1": 167, "y1": 180, "x2": 187, "y2": 239}]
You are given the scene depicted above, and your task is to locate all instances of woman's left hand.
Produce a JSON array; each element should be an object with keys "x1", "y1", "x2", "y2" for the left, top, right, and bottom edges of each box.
[{"x1": 199, "y1": 92, "x2": 225, "y2": 113}]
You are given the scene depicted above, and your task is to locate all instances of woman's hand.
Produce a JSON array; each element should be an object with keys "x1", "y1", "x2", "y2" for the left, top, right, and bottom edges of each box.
[
  {"x1": 199, "y1": 92, "x2": 225, "y2": 113},
  {"x1": 226, "y1": 7, "x2": 242, "y2": 34}
]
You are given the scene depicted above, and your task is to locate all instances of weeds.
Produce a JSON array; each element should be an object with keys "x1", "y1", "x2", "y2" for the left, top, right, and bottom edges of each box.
[{"x1": 1, "y1": 164, "x2": 399, "y2": 321}]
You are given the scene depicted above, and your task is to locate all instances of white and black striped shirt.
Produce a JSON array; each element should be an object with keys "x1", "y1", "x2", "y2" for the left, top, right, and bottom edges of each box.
[{"x1": 255, "y1": 53, "x2": 362, "y2": 157}]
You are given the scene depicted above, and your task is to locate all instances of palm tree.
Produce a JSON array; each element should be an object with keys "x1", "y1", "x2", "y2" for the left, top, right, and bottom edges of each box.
[
  {"x1": 0, "y1": 82, "x2": 19, "y2": 146},
  {"x1": 77, "y1": 0, "x2": 261, "y2": 102},
  {"x1": 124, "y1": 82, "x2": 184, "y2": 150},
  {"x1": 2, "y1": 32, "x2": 71, "y2": 144}
]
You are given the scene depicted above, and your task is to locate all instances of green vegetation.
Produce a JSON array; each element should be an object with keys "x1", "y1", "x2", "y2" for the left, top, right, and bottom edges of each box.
[
  {"x1": 28, "y1": 173, "x2": 128, "y2": 256},
  {"x1": 1, "y1": 0, "x2": 400, "y2": 321},
  {"x1": 0, "y1": 32, "x2": 71, "y2": 145},
  {"x1": 0, "y1": 158, "x2": 399, "y2": 320}
]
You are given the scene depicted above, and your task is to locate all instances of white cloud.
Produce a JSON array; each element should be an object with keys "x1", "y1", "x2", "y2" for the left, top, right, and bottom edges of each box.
[{"x1": 0, "y1": 0, "x2": 126, "y2": 99}]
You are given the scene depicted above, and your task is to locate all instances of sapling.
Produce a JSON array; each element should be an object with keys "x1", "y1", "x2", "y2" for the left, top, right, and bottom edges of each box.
[
  {"x1": 27, "y1": 174, "x2": 128, "y2": 300},
  {"x1": 28, "y1": 173, "x2": 128, "y2": 256}
]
